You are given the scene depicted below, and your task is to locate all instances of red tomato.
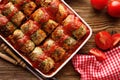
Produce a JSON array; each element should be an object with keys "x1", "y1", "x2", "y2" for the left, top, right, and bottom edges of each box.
[
  {"x1": 95, "y1": 31, "x2": 113, "y2": 50},
  {"x1": 89, "y1": 48, "x2": 106, "y2": 61},
  {"x1": 107, "y1": 0, "x2": 120, "y2": 17},
  {"x1": 112, "y1": 33, "x2": 120, "y2": 47},
  {"x1": 91, "y1": 0, "x2": 108, "y2": 10}
]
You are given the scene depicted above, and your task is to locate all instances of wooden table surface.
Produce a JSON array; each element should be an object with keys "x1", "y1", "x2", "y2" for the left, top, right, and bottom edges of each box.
[{"x1": 0, "y1": 0, "x2": 120, "y2": 80}]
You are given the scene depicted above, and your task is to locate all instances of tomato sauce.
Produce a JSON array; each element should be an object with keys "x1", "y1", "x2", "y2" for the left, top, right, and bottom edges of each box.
[
  {"x1": 44, "y1": 45, "x2": 57, "y2": 56},
  {"x1": 0, "y1": 15, "x2": 9, "y2": 26},
  {"x1": 17, "y1": 36, "x2": 29, "y2": 45},
  {"x1": 40, "y1": 8, "x2": 51, "y2": 23},
  {"x1": 56, "y1": 35, "x2": 68, "y2": 46},
  {"x1": 45, "y1": 0, "x2": 60, "y2": 17},
  {"x1": 0, "y1": 0, "x2": 8, "y2": 10}
]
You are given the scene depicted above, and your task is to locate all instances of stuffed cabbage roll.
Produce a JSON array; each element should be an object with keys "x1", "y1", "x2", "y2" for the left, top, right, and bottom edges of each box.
[
  {"x1": 63, "y1": 15, "x2": 82, "y2": 29},
  {"x1": 0, "y1": 22, "x2": 16, "y2": 37},
  {"x1": 2, "y1": 2, "x2": 18, "y2": 17},
  {"x1": 17, "y1": 37, "x2": 35, "y2": 54},
  {"x1": 29, "y1": 47, "x2": 44, "y2": 61},
  {"x1": 62, "y1": 15, "x2": 87, "y2": 39},
  {"x1": 31, "y1": 29, "x2": 47, "y2": 45},
  {"x1": 42, "y1": 39, "x2": 55, "y2": 51},
  {"x1": 42, "y1": 19, "x2": 58, "y2": 34},
  {"x1": 32, "y1": 8, "x2": 50, "y2": 24},
  {"x1": 11, "y1": 11, "x2": 25, "y2": 26},
  {"x1": 62, "y1": 36, "x2": 77, "y2": 50},
  {"x1": 38, "y1": 57, "x2": 55, "y2": 73},
  {"x1": 11, "y1": 29, "x2": 35, "y2": 54},
  {"x1": 51, "y1": 47, "x2": 65, "y2": 61},
  {"x1": 12, "y1": 29, "x2": 24, "y2": 41},
  {"x1": 72, "y1": 24, "x2": 87, "y2": 40},
  {"x1": 22, "y1": 1, "x2": 37, "y2": 16},
  {"x1": 56, "y1": 3, "x2": 68, "y2": 23},
  {"x1": 51, "y1": 26, "x2": 65, "y2": 40},
  {"x1": 8, "y1": 29, "x2": 24, "y2": 44}
]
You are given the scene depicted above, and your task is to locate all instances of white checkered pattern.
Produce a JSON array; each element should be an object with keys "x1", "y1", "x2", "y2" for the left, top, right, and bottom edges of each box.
[{"x1": 72, "y1": 46, "x2": 120, "y2": 80}]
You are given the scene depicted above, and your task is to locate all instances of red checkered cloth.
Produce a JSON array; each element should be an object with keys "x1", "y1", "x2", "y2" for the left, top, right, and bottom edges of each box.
[{"x1": 72, "y1": 46, "x2": 120, "y2": 80}]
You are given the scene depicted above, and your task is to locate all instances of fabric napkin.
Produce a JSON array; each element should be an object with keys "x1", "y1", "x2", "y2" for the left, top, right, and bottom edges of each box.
[{"x1": 72, "y1": 46, "x2": 120, "y2": 80}]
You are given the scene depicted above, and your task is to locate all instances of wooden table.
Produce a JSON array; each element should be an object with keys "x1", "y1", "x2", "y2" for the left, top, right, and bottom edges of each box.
[{"x1": 0, "y1": 0, "x2": 120, "y2": 80}]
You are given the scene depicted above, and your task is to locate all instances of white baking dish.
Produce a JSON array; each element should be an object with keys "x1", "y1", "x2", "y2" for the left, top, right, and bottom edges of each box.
[{"x1": 0, "y1": 0, "x2": 92, "y2": 78}]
